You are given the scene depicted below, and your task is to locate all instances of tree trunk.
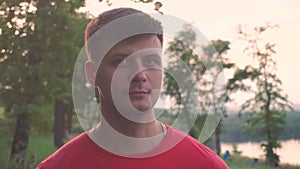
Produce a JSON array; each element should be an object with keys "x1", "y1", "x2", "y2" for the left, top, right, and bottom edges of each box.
[
  {"x1": 54, "y1": 99, "x2": 72, "y2": 148},
  {"x1": 215, "y1": 121, "x2": 221, "y2": 155},
  {"x1": 9, "y1": 112, "x2": 30, "y2": 169}
]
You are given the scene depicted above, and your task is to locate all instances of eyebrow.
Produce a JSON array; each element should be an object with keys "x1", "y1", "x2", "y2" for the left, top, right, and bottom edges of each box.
[
  {"x1": 108, "y1": 51, "x2": 162, "y2": 59},
  {"x1": 147, "y1": 53, "x2": 161, "y2": 57},
  {"x1": 109, "y1": 52, "x2": 129, "y2": 58}
]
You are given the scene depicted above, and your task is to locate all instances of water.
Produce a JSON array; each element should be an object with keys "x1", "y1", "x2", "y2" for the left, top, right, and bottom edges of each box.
[{"x1": 221, "y1": 139, "x2": 300, "y2": 166}]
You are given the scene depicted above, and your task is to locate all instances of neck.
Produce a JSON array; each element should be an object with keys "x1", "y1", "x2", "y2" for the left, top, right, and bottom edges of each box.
[
  {"x1": 88, "y1": 108, "x2": 166, "y2": 155},
  {"x1": 100, "y1": 104, "x2": 161, "y2": 138}
]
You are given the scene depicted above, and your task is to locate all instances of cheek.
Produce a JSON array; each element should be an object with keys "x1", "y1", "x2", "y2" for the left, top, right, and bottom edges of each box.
[
  {"x1": 105, "y1": 69, "x2": 130, "y2": 93},
  {"x1": 150, "y1": 71, "x2": 163, "y2": 86},
  {"x1": 95, "y1": 68, "x2": 113, "y2": 89}
]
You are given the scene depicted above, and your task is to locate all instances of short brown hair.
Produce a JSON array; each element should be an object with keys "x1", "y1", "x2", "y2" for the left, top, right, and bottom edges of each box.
[{"x1": 85, "y1": 8, "x2": 163, "y2": 61}]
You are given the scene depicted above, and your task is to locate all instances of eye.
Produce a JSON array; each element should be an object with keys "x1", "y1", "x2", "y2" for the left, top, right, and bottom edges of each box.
[
  {"x1": 119, "y1": 59, "x2": 128, "y2": 65},
  {"x1": 115, "y1": 58, "x2": 129, "y2": 66},
  {"x1": 146, "y1": 59, "x2": 155, "y2": 65},
  {"x1": 143, "y1": 55, "x2": 161, "y2": 67}
]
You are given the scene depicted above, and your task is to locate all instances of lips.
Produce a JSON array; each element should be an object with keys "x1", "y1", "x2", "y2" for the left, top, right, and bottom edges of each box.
[
  {"x1": 129, "y1": 89, "x2": 151, "y2": 97},
  {"x1": 129, "y1": 90, "x2": 150, "y2": 96}
]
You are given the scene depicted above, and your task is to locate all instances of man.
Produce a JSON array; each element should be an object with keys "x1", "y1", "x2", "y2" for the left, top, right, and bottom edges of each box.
[{"x1": 37, "y1": 8, "x2": 229, "y2": 169}]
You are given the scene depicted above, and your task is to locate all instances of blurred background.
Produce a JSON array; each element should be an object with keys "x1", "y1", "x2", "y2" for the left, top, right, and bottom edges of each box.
[{"x1": 0, "y1": 0, "x2": 299, "y2": 169}]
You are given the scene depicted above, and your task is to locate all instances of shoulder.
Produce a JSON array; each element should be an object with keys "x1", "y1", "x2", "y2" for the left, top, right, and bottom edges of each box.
[
  {"x1": 36, "y1": 132, "x2": 91, "y2": 169},
  {"x1": 165, "y1": 126, "x2": 229, "y2": 169},
  {"x1": 167, "y1": 127, "x2": 212, "y2": 155}
]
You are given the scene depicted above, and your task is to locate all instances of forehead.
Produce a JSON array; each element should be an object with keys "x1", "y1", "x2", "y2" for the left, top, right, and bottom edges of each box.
[{"x1": 105, "y1": 34, "x2": 162, "y2": 58}]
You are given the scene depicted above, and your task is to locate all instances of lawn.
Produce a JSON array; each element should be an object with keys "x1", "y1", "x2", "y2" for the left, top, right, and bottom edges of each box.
[
  {"x1": 226, "y1": 155, "x2": 300, "y2": 169},
  {"x1": 0, "y1": 135, "x2": 57, "y2": 169}
]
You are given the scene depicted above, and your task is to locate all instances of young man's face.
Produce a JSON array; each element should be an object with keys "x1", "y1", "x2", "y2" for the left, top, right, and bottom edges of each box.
[{"x1": 95, "y1": 34, "x2": 163, "y2": 119}]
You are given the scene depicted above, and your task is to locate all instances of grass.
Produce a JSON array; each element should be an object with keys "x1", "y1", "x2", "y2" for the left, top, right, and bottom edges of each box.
[
  {"x1": 225, "y1": 155, "x2": 300, "y2": 169},
  {"x1": 0, "y1": 134, "x2": 57, "y2": 169},
  {"x1": 27, "y1": 135, "x2": 58, "y2": 164},
  {"x1": 1, "y1": 134, "x2": 299, "y2": 169}
]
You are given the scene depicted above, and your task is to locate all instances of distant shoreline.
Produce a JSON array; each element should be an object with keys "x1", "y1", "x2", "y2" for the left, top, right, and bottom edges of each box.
[{"x1": 221, "y1": 139, "x2": 300, "y2": 166}]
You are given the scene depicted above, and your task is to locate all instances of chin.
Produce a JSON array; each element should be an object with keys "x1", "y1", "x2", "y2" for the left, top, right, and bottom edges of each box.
[
  {"x1": 119, "y1": 102, "x2": 155, "y2": 123},
  {"x1": 133, "y1": 104, "x2": 152, "y2": 112},
  {"x1": 133, "y1": 99, "x2": 155, "y2": 111},
  {"x1": 132, "y1": 96, "x2": 159, "y2": 111}
]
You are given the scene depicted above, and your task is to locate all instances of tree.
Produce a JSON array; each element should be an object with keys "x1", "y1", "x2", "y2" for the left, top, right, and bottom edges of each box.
[
  {"x1": 202, "y1": 39, "x2": 234, "y2": 155},
  {"x1": 102, "y1": 0, "x2": 163, "y2": 13},
  {"x1": 164, "y1": 25, "x2": 233, "y2": 151},
  {"x1": 0, "y1": 0, "x2": 86, "y2": 168},
  {"x1": 164, "y1": 24, "x2": 206, "y2": 139},
  {"x1": 236, "y1": 23, "x2": 293, "y2": 167}
]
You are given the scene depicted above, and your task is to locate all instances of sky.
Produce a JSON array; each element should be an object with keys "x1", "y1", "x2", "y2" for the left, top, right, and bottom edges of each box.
[{"x1": 81, "y1": 0, "x2": 300, "y2": 107}]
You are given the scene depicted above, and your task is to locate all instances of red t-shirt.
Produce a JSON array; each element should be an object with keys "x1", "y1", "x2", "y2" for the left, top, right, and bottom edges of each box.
[{"x1": 37, "y1": 126, "x2": 229, "y2": 169}]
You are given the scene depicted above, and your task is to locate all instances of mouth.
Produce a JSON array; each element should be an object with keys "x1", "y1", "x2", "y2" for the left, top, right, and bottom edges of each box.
[{"x1": 129, "y1": 90, "x2": 150, "y2": 97}]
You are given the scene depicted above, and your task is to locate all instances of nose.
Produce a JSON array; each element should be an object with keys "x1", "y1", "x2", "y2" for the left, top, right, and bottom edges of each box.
[
  {"x1": 132, "y1": 69, "x2": 147, "y2": 82},
  {"x1": 132, "y1": 60, "x2": 147, "y2": 82}
]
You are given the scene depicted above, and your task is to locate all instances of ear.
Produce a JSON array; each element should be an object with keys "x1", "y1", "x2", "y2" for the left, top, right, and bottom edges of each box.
[{"x1": 85, "y1": 60, "x2": 96, "y2": 86}]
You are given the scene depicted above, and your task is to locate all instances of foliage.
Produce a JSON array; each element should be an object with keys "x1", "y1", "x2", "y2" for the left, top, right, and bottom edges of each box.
[
  {"x1": 235, "y1": 23, "x2": 293, "y2": 166},
  {"x1": 0, "y1": 134, "x2": 57, "y2": 169},
  {"x1": 201, "y1": 39, "x2": 235, "y2": 154},
  {"x1": 225, "y1": 154, "x2": 300, "y2": 169},
  {"x1": 163, "y1": 24, "x2": 236, "y2": 151},
  {"x1": 163, "y1": 24, "x2": 207, "y2": 138},
  {"x1": 0, "y1": 0, "x2": 87, "y2": 168},
  {"x1": 131, "y1": 0, "x2": 162, "y2": 13},
  {"x1": 99, "y1": 0, "x2": 163, "y2": 13},
  {"x1": 220, "y1": 111, "x2": 300, "y2": 142},
  {"x1": 285, "y1": 110, "x2": 300, "y2": 139}
]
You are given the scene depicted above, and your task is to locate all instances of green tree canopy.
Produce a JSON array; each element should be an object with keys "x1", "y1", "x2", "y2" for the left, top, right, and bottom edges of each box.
[
  {"x1": 235, "y1": 23, "x2": 293, "y2": 167},
  {"x1": 0, "y1": 1, "x2": 87, "y2": 168}
]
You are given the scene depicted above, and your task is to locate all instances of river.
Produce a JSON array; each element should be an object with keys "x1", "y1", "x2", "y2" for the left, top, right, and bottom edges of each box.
[{"x1": 221, "y1": 139, "x2": 300, "y2": 166}]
